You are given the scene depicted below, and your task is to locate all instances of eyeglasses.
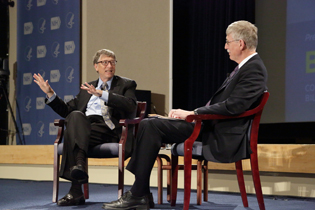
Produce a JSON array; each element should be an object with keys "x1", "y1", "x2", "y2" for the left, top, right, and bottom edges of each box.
[
  {"x1": 96, "y1": 60, "x2": 117, "y2": 66},
  {"x1": 225, "y1": 39, "x2": 240, "y2": 45}
]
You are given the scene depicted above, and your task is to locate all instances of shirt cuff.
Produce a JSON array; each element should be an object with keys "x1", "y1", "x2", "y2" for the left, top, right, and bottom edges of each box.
[
  {"x1": 46, "y1": 92, "x2": 56, "y2": 104},
  {"x1": 100, "y1": 90, "x2": 109, "y2": 103}
]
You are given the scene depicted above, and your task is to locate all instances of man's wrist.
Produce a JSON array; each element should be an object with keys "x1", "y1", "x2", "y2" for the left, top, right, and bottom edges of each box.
[
  {"x1": 98, "y1": 90, "x2": 103, "y2": 97},
  {"x1": 46, "y1": 90, "x2": 54, "y2": 99},
  {"x1": 193, "y1": 109, "x2": 198, "y2": 115}
]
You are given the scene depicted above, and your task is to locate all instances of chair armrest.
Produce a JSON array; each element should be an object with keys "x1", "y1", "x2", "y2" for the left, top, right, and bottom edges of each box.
[
  {"x1": 119, "y1": 103, "x2": 146, "y2": 126},
  {"x1": 118, "y1": 102, "x2": 147, "y2": 153},
  {"x1": 185, "y1": 112, "x2": 253, "y2": 122},
  {"x1": 119, "y1": 117, "x2": 143, "y2": 126},
  {"x1": 185, "y1": 106, "x2": 264, "y2": 122},
  {"x1": 185, "y1": 91, "x2": 269, "y2": 123},
  {"x1": 54, "y1": 119, "x2": 65, "y2": 144}
]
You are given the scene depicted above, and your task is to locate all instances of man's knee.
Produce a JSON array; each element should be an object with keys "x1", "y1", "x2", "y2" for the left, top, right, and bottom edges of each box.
[
  {"x1": 139, "y1": 118, "x2": 161, "y2": 129},
  {"x1": 65, "y1": 111, "x2": 86, "y2": 124}
]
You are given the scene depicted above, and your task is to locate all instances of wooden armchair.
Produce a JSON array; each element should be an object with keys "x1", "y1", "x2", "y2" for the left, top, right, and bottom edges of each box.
[
  {"x1": 52, "y1": 101, "x2": 147, "y2": 202},
  {"x1": 157, "y1": 92, "x2": 269, "y2": 210}
]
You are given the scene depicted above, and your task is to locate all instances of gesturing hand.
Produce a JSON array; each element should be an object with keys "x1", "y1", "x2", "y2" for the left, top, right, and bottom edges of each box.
[
  {"x1": 33, "y1": 73, "x2": 54, "y2": 98},
  {"x1": 80, "y1": 82, "x2": 102, "y2": 97}
]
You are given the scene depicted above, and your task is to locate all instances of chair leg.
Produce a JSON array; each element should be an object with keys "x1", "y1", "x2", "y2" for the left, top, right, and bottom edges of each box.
[
  {"x1": 156, "y1": 154, "x2": 171, "y2": 204},
  {"x1": 52, "y1": 144, "x2": 60, "y2": 203},
  {"x1": 197, "y1": 160, "x2": 202, "y2": 205},
  {"x1": 170, "y1": 155, "x2": 179, "y2": 206},
  {"x1": 251, "y1": 154, "x2": 265, "y2": 210},
  {"x1": 166, "y1": 158, "x2": 171, "y2": 203},
  {"x1": 118, "y1": 144, "x2": 125, "y2": 199},
  {"x1": 183, "y1": 144, "x2": 193, "y2": 210},
  {"x1": 235, "y1": 160, "x2": 248, "y2": 207},
  {"x1": 84, "y1": 159, "x2": 89, "y2": 199},
  {"x1": 203, "y1": 160, "x2": 208, "y2": 202},
  {"x1": 83, "y1": 183, "x2": 89, "y2": 199},
  {"x1": 156, "y1": 155, "x2": 163, "y2": 204}
]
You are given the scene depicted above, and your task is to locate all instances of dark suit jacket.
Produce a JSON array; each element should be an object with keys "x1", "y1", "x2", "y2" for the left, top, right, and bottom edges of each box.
[
  {"x1": 46, "y1": 75, "x2": 137, "y2": 157},
  {"x1": 195, "y1": 54, "x2": 268, "y2": 163}
]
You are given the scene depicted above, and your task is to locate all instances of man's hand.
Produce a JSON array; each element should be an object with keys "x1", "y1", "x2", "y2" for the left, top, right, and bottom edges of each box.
[
  {"x1": 80, "y1": 82, "x2": 102, "y2": 97},
  {"x1": 168, "y1": 109, "x2": 194, "y2": 120},
  {"x1": 33, "y1": 73, "x2": 54, "y2": 98}
]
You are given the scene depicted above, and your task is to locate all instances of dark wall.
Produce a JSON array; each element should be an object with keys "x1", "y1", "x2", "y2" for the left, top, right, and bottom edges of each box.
[{"x1": 173, "y1": 0, "x2": 255, "y2": 110}]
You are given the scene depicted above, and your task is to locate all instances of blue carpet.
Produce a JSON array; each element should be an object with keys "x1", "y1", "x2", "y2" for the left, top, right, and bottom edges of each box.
[{"x1": 0, "y1": 179, "x2": 314, "y2": 210}]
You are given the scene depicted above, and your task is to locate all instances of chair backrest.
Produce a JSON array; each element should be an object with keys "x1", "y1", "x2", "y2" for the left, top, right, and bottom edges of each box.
[
  {"x1": 134, "y1": 101, "x2": 147, "y2": 135},
  {"x1": 247, "y1": 91, "x2": 269, "y2": 152},
  {"x1": 184, "y1": 91, "x2": 269, "y2": 158}
]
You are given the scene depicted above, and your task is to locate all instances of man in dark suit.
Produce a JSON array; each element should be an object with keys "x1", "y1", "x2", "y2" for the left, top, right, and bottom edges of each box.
[
  {"x1": 103, "y1": 20, "x2": 268, "y2": 210},
  {"x1": 33, "y1": 49, "x2": 137, "y2": 206}
]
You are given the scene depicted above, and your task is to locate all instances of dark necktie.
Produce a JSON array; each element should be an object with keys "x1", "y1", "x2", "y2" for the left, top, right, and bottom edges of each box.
[
  {"x1": 205, "y1": 66, "x2": 239, "y2": 106},
  {"x1": 229, "y1": 66, "x2": 239, "y2": 80}
]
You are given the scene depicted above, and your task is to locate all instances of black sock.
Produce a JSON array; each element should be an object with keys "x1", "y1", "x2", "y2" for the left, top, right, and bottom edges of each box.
[
  {"x1": 130, "y1": 176, "x2": 150, "y2": 197},
  {"x1": 74, "y1": 146, "x2": 86, "y2": 166},
  {"x1": 69, "y1": 181, "x2": 83, "y2": 197}
]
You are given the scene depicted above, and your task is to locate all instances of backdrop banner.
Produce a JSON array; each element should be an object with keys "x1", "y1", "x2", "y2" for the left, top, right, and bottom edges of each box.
[{"x1": 16, "y1": 0, "x2": 80, "y2": 145}]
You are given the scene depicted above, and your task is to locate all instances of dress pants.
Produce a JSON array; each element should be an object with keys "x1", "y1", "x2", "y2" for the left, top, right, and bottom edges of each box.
[
  {"x1": 126, "y1": 117, "x2": 195, "y2": 182},
  {"x1": 59, "y1": 111, "x2": 118, "y2": 181}
]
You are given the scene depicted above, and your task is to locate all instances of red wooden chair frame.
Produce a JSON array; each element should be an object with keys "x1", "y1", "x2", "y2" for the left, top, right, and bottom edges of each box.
[
  {"x1": 169, "y1": 92, "x2": 269, "y2": 210},
  {"x1": 52, "y1": 101, "x2": 147, "y2": 202}
]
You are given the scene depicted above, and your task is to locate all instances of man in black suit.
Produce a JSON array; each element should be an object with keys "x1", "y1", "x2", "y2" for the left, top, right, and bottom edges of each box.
[
  {"x1": 33, "y1": 49, "x2": 137, "y2": 206},
  {"x1": 103, "y1": 20, "x2": 268, "y2": 210}
]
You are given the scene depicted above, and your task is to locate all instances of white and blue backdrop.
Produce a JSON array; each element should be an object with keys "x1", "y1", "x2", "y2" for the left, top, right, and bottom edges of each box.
[{"x1": 16, "y1": 0, "x2": 80, "y2": 145}]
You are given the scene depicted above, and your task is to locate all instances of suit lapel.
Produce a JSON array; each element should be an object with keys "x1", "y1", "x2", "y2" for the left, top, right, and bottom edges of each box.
[{"x1": 109, "y1": 76, "x2": 121, "y2": 93}]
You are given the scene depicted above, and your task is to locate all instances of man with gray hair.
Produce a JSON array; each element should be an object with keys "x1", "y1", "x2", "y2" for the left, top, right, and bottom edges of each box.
[
  {"x1": 34, "y1": 49, "x2": 137, "y2": 206},
  {"x1": 103, "y1": 20, "x2": 268, "y2": 210}
]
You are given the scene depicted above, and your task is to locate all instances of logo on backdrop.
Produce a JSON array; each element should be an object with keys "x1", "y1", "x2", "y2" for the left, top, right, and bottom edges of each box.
[
  {"x1": 24, "y1": 96, "x2": 32, "y2": 112},
  {"x1": 51, "y1": 42, "x2": 61, "y2": 58},
  {"x1": 37, "y1": 0, "x2": 47, "y2": 7},
  {"x1": 37, "y1": 121, "x2": 45, "y2": 137},
  {"x1": 49, "y1": 122, "x2": 58, "y2": 135},
  {"x1": 23, "y1": 123, "x2": 32, "y2": 136},
  {"x1": 66, "y1": 12, "x2": 75, "y2": 28},
  {"x1": 24, "y1": 22, "x2": 33, "y2": 35},
  {"x1": 36, "y1": 97, "x2": 45, "y2": 109},
  {"x1": 37, "y1": 45, "x2": 47, "y2": 58},
  {"x1": 38, "y1": 69, "x2": 46, "y2": 79},
  {"x1": 24, "y1": 46, "x2": 33, "y2": 61},
  {"x1": 26, "y1": 0, "x2": 33, "y2": 11},
  {"x1": 65, "y1": 66, "x2": 74, "y2": 83},
  {"x1": 23, "y1": 73, "x2": 32, "y2": 85},
  {"x1": 52, "y1": 0, "x2": 59, "y2": 5},
  {"x1": 64, "y1": 95, "x2": 74, "y2": 103},
  {"x1": 51, "y1": 16, "x2": 61, "y2": 30},
  {"x1": 64, "y1": 41, "x2": 75, "y2": 54},
  {"x1": 38, "y1": 18, "x2": 46, "y2": 34},
  {"x1": 18, "y1": 0, "x2": 80, "y2": 144},
  {"x1": 50, "y1": 69, "x2": 60, "y2": 83}
]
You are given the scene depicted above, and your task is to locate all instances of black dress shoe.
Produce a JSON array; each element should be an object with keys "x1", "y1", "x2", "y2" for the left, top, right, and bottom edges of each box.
[
  {"x1": 102, "y1": 191, "x2": 149, "y2": 210},
  {"x1": 148, "y1": 192, "x2": 154, "y2": 208},
  {"x1": 70, "y1": 164, "x2": 88, "y2": 183},
  {"x1": 57, "y1": 193, "x2": 85, "y2": 206}
]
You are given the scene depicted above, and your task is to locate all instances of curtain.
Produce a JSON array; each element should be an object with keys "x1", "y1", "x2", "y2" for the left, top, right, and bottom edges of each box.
[{"x1": 173, "y1": 0, "x2": 255, "y2": 110}]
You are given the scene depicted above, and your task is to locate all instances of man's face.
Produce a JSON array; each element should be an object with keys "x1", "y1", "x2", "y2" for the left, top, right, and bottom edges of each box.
[
  {"x1": 94, "y1": 55, "x2": 116, "y2": 81},
  {"x1": 225, "y1": 34, "x2": 241, "y2": 63}
]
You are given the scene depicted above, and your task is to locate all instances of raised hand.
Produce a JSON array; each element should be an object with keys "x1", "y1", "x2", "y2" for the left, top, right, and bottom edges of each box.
[{"x1": 33, "y1": 73, "x2": 54, "y2": 98}]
